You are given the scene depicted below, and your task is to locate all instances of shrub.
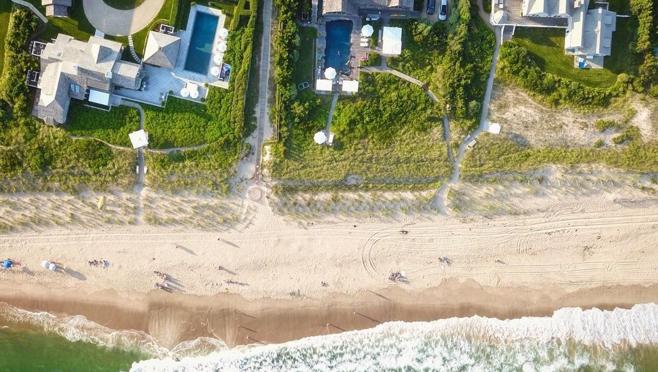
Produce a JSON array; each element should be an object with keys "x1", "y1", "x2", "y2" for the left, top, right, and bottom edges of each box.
[
  {"x1": 594, "y1": 119, "x2": 621, "y2": 132},
  {"x1": 612, "y1": 126, "x2": 641, "y2": 145}
]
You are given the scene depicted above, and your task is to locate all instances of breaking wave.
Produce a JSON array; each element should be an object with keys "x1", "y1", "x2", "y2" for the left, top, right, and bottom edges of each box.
[{"x1": 131, "y1": 303, "x2": 658, "y2": 371}]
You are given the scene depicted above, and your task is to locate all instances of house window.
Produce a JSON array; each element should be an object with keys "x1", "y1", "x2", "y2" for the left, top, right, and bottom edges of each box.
[{"x1": 70, "y1": 83, "x2": 80, "y2": 94}]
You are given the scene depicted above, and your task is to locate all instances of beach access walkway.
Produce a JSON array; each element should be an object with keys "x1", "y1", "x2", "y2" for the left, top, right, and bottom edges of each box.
[{"x1": 82, "y1": 0, "x2": 164, "y2": 36}]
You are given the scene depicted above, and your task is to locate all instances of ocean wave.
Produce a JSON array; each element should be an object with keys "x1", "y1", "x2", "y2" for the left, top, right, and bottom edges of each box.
[
  {"x1": 0, "y1": 303, "x2": 228, "y2": 358},
  {"x1": 131, "y1": 303, "x2": 658, "y2": 371}
]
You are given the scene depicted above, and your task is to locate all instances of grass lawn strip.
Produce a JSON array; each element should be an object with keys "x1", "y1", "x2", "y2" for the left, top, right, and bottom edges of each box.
[
  {"x1": 0, "y1": 1, "x2": 11, "y2": 76},
  {"x1": 102, "y1": 0, "x2": 146, "y2": 10},
  {"x1": 66, "y1": 103, "x2": 140, "y2": 147}
]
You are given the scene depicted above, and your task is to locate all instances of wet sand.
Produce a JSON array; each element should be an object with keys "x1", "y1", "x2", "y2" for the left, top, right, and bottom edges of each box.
[{"x1": 1, "y1": 281, "x2": 657, "y2": 349}]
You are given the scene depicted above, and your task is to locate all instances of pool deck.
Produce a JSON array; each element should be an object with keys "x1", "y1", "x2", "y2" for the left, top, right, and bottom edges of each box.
[{"x1": 114, "y1": 5, "x2": 229, "y2": 107}]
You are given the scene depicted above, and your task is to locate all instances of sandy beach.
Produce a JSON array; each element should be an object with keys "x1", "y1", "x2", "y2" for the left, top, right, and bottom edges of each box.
[{"x1": 1, "y1": 190, "x2": 657, "y2": 348}]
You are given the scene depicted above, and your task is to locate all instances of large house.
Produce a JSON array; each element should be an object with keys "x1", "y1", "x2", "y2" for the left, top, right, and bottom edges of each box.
[
  {"x1": 322, "y1": 0, "x2": 413, "y2": 16},
  {"x1": 493, "y1": 0, "x2": 617, "y2": 68},
  {"x1": 32, "y1": 34, "x2": 143, "y2": 125}
]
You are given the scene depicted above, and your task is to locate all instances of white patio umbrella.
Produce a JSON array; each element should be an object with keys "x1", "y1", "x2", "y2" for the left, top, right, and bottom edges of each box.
[
  {"x1": 190, "y1": 89, "x2": 200, "y2": 99},
  {"x1": 324, "y1": 67, "x2": 337, "y2": 80},
  {"x1": 314, "y1": 131, "x2": 327, "y2": 144},
  {"x1": 216, "y1": 42, "x2": 227, "y2": 52},
  {"x1": 218, "y1": 28, "x2": 229, "y2": 39},
  {"x1": 213, "y1": 53, "x2": 223, "y2": 65},
  {"x1": 210, "y1": 65, "x2": 221, "y2": 77},
  {"x1": 361, "y1": 24, "x2": 374, "y2": 37},
  {"x1": 180, "y1": 87, "x2": 190, "y2": 97}
]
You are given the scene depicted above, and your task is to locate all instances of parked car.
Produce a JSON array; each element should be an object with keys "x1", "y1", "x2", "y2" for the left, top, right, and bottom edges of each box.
[
  {"x1": 426, "y1": 0, "x2": 435, "y2": 15},
  {"x1": 438, "y1": 0, "x2": 448, "y2": 20}
]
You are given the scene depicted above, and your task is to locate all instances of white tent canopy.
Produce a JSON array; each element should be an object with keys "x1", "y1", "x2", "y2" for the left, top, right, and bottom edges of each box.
[
  {"x1": 314, "y1": 131, "x2": 327, "y2": 144},
  {"x1": 324, "y1": 67, "x2": 337, "y2": 80},
  {"x1": 316, "y1": 79, "x2": 333, "y2": 91},
  {"x1": 342, "y1": 80, "x2": 359, "y2": 93},
  {"x1": 129, "y1": 129, "x2": 149, "y2": 149},
  {"x1": 88, "y1": 89, "x2": 110, "y2": 106},
  {"x1": 382, "y1": 26, "x2": 402, "y2": 56},
  {"x1": 361, "y1": 24, "x2": 374, "y2": 37}
]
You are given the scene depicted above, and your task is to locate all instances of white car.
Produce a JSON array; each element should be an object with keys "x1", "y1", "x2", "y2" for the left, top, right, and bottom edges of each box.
[{"x1": 438, "y1": 0, "x2": 448, "y2": 20}]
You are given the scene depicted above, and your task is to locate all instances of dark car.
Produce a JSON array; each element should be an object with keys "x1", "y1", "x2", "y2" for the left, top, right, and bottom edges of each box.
[{"x1": 426, "y1": 0, "x2": 436, "y2": 15}]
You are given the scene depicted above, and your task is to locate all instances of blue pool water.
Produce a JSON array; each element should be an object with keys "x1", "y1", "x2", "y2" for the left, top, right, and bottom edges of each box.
[
  {"x1": 184, "y1": 12, "x2": 219, "y2": 74},
  {"x1": 325, "y1": 20, "x2": 352, "y2": 73}
]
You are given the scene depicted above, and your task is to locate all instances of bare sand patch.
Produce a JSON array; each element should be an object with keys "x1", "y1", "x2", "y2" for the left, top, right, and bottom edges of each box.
[
  {"x1": 450, "y1": 166, "x2": 658, "y2": 216},
  {"x1": 488, "y1": 84, "x2": 656, "y2": 147}
]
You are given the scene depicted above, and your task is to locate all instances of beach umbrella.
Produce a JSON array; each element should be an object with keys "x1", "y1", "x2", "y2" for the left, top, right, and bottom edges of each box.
[
  {"x1": 211, "y1": 66, "x2": 221, "y2": 77},
  {"x1": 324, "y1": 67, "x2": 337, "y2": 80},
  {"x1": 190, "y1": 89, "x2": 199, "y2": 99},
  {"x1": 218, "y1": 28, "x2": 229, "y2": 39},
  {"x1": 180, "y1": 87, "x2": 189, "y2": 98},
  {"x1": 216, "y1": 42, "x2": 227, "y2": 53},
  {"x1": 361, "y1": 24, "x2": 374, "y2": 37},
  {"x1": 2, "y1": 259, "x2": 12, "y2": 269},
  {"x1": 314, "y1": 131, "x2": 327, "y2": 144},
  {"x1": 213, "y1": 54, "x2": 223, "y2": 65}
]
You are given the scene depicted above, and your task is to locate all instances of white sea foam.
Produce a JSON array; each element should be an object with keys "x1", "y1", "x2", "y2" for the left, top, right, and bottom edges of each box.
[{"x1": 130, "y1": 303, "x2": 658, "y2": 371}]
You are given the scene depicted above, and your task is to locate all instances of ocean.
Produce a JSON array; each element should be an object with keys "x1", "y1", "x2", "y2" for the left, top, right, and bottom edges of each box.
[{"x1": 1, "y1": 303, "x2": 658, "y2": 371}]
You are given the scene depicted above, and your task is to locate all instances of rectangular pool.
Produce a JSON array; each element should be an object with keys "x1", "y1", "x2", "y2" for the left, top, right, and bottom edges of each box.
[
  {"x1": 324, "y1": 20, "x2": 352, "y2": 73},
  {"x1": 184, "y1": 12, "x2": 219, "y2": 74}
]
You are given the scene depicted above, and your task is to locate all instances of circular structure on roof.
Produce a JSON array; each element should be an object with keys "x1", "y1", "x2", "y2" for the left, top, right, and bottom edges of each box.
[
  {"x1": 361, "y1": 24, "x2": 374, "y2": 37},
  {"x1": 324, "y1": 67, "x2": 337, "y2": 80},
  {"x1": 314, "y1": 131, "x2": 327, "y2": 144},
  {"x1": 219, "y1": 28, "x2": 229, "y2": 39},
  {"x1": 210, "y1": 66, "x2": 221, "y2": 77},
  {"x1": 180, "y1": 87, "x2": 189, "y2": 97}
]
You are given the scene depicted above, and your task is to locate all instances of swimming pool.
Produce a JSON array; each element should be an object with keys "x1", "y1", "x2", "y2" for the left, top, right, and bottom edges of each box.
[
  {"x1": 325, "y1": 20, "x2": 352, "y2": 73},
  {"x1": 184, "y1": 12, "x2": 219, "y2": 74}
]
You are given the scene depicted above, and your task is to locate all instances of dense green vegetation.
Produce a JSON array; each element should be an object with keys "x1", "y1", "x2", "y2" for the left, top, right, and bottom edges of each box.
[
  {"x1": 462, "y1": 135, "x2": 658, "y2": 176},
  {"x1": 103, "y1": 0, "x2": 146, "y2": 10},
  {"x1": 434, "y1": 0, "x2": 495, "y2": 131},
  {"x1": 0, "y1": 8, "x2": 134, "y2": 192},
  {"x1": 0, "y1": 8, "x2": 39, "y2": 116},
  {"x1": 294, "y1": 27, "x2": 316, "y2": 85},
  {"x1": 629, "y1": 0, "x2": 658, "y2": 95},
  {"x1": 387, "y1": 20, "x2": 446, "y2": 83},
  {"x1": 0, "y1": 1, "x2": 11, "y2": 76},
  {"x1": 271, "y1": 72, "x2": 451, "y2": 192},
  {"x1": 66, "y1": 103, "x2": 140, "y2": 147}
]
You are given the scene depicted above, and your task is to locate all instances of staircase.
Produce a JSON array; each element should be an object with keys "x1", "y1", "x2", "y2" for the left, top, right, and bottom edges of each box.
[{"x1": 127, "y1": 35, "x2": 142, "y2": 63}]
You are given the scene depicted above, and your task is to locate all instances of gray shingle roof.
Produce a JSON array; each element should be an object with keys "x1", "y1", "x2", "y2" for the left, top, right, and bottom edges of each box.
[{"x1": 143, "y1": 31, "x2": 181, "y2": 69}]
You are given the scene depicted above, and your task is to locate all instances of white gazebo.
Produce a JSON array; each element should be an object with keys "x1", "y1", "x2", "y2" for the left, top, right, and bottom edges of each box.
[
  {"x1": 129, "y1": 129, "x2": 149, "y2": 149},
  {"x1": 382, "y1": 27, "x2": 402, "y2": 56},
  {"x1": 314, "y1": 131, "x2": 328, "y2": 144},
  {"x1": 341, "y1": 80, "x2": 359, "y2": 93},
  {"x1": 324, "y1": 67, "x2": 337, "y2": 80},
  {"x1": 361, "y1": 24, "x2": 374, "y2": 37}
]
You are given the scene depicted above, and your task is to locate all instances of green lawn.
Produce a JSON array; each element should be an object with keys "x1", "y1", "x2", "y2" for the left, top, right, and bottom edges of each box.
[
  {"x1": 0, "y1": 1, "x2": 11, "y2": 76},
  {"x1": 387, "y1": 20, "x2": 445, "y2": 84},
  {"x1": 294, "y1": 26, "x2": 316, "y2": 85},
  {"x1": 66, "y1": 103, "x2": 140, "y2": 147},
  {"x1": 103, "y1": 0, "x2": 145, "y2": 10},
  {"x1": 272, "y1": 74, "x2": 451, "y2": 192},
  {"x1": 143, "y1": 95, "x2": 234, "y2": 149},
  {"x1": 513, "y1": 27, "x2": 633, "y2": 88}
]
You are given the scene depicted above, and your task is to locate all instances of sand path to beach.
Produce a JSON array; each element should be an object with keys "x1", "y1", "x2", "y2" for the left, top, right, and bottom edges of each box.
[{"x1": 0, "y1": 195, "x2": 657, "y2": 300}]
